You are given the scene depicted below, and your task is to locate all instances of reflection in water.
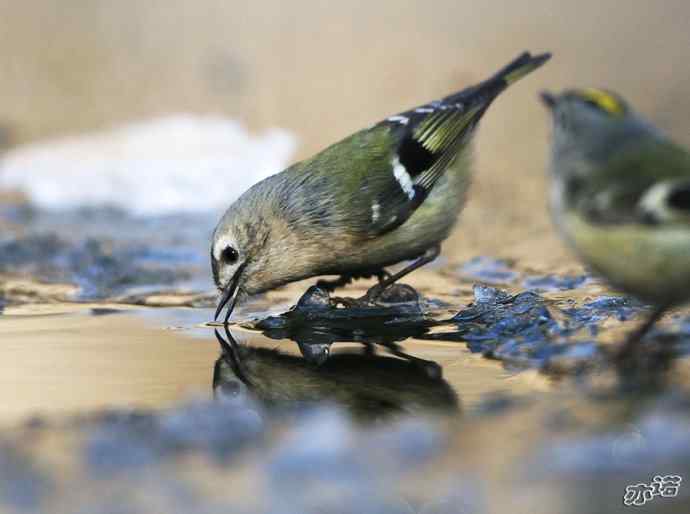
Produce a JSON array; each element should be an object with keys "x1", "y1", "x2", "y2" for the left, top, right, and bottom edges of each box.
[
  {"x1": 213, "y1": 328, "x2": 459, "y2": 420},
  {"x1": 211, "y1": 280, "x2": 685, "y2": 423}
]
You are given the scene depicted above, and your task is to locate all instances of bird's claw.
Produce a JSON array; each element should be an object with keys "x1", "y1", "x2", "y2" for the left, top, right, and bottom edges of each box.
[
  {"x1": 328, "y1": 284, "x2": 420, "y2": 309},
  {"x1": 329, "y1": 295, "x2": 378, "y2": 309},
  {"x1": 361, "y1": 284, "x2": 385, "y2": 304}
]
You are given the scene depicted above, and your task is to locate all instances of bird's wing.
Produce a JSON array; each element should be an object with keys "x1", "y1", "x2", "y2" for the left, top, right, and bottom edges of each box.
[
  {"x1": 575, "y1": 140, "x2": 690, "y2": 225},
  {"x1": 303, "y1": 52, "x2": 550, "y2": 237},
  {"x1": 638, "y1": 179, "x2": 690, "y2": 225},
  {"x1": 354, "y1": 101, "x2": 486, "y2": 235}
]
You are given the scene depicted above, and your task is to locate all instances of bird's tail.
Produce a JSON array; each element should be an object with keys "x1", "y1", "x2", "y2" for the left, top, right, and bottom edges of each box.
[
  {"x1": 490, "y1": 51, "x2": 552, "y2": 87},
  {"x1": 443, "y1": 51, "x2": 552, "y2": 105},
  {"x1": 408, "y1": 52, "x2": 550, "y2": 153}
]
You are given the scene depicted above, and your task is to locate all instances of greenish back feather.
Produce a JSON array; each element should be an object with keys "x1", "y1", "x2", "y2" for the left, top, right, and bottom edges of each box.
[{"x1": 278, "y1": 52, "x2": 551, "y2": 238}]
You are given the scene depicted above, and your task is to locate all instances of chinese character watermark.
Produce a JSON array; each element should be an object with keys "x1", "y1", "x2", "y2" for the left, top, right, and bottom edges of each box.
[{"x1": 623, "y1": 475, "x2": 682, "y2": 506}]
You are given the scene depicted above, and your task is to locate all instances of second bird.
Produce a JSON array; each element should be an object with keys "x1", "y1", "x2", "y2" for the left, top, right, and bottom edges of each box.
[
  {"x1": 212, "y1": 51, "x2": 551, "y2": 322},
  {"x1": 542, "y1": 88, "x2": 690, "y2": 358}
]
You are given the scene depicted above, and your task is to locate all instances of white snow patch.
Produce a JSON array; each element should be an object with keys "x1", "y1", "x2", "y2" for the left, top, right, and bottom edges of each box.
[{"x1": 0, "y1": 115, "x2": 296, "y2": 215}]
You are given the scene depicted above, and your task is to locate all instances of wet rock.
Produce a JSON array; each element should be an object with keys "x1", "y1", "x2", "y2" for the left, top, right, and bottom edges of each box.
[
  {"x1": 0, "y1": 209, "x2": 216, "y2": 302},
  {"x1": 470, "y1": 283, "x2": 512, "y2": 305},
  {"x1": 451, "y1": 285, "x2": 604, "y2": 370},
  {"x1": 296, "y1": 285, "x2": 331, "y2": 310},
  {"x1": 0, "y1": 234, "x2": 192, "y2": 300},
  {"x1": 564, "y1": 296, "x2": 644, "y2": 325},
  {"x1": 563, "y1": 295, "x2": 645, "y2": 337},
  {"x1": 378, "y1": 283, "x2": 420, "y2": 303},
  {"x1": 453, "y1": 286, "x2": 555, "y2": 342},
  {"x1": 247, "y1": 285, "x2": 434, "y2": 348},
  {"x1": 448, "y1": 285, "x2": 656, "y2": 371}
]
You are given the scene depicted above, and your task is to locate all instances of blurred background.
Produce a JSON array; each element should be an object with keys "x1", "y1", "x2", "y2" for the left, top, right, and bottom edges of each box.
[
  {"x1": 2, "y1": 6, "x2": 690, "y2": 512},
  {"x1": 1, "y1": 0, "x2": 689, "y2": 266}
]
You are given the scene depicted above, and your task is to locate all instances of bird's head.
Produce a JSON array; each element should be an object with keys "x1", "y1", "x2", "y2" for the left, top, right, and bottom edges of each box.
[
  {"x1": 540, "y1": 88, "x2": 633, "y2": 144},
  {"x1": 540, "y1": 88, "x2": 660, "y2": 178},
  {"x1": 211, "y1": 203, "x2": 261, "y2": 323}
]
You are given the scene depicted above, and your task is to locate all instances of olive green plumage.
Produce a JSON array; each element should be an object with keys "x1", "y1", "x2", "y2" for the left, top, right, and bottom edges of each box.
[
  {"x1": 542, "y1": 88, "x2": 690, "y2": 308},
  {"x1": 212, "y1": 51, "x2": 550, "y2": 321}
]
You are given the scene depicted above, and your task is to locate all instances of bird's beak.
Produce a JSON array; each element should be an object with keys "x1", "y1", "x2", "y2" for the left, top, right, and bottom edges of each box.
[
  {"x1": 213, "y1": 326, "x2": 253, "y2": 387},
  {"x1": 214, "y1": 265, "x2": 245, "y2": 324},
  {"x1": 540, "y1": 90, "x2": 557, "y2": 109}
]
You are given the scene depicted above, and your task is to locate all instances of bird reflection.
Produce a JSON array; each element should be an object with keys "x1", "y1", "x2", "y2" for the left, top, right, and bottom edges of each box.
[{"x1": 213, "y1": 327, "x2": 459, "y2": 420}]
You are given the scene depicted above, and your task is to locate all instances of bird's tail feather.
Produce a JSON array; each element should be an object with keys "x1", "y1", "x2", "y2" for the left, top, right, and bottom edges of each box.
[
  {"x1": 491, "y1": 51, "x2": 552, "y2": 87},
  {"x1": 443, "y1": 51, "x2": 551, "y2": 106}
]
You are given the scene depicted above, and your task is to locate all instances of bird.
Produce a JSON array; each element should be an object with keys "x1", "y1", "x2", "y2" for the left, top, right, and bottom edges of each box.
[
  {"x1": 212, "y1": 51, "x2": 551, "y2": 323},
  {"x1": 541, "y1": 88, "x2": 690, "y2": 359},
  {"x1": 212, "y1": 328, "x2": 459, "y2": 420}
]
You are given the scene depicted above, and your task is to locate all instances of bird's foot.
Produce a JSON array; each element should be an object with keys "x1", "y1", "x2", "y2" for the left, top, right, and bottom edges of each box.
[
  {"x1": 324, "y1": 282, "x2": 420, "y2": 309},
  {"x1": 362, "y1": 283, "x2": 385, "y2": 304},
  {"x1": 360, "y1": 283, "x2": 420, "y2": 305},
  {"x1": 329, "y1": 295, "x2": 363, "y2": 309}
]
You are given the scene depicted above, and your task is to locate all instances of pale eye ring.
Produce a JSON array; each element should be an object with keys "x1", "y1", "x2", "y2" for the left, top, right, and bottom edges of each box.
[{"x1": 221, "y1": 246, "x2": 239, "y2": 264}]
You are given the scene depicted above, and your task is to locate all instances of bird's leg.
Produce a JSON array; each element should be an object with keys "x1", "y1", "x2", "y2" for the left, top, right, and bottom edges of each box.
[
  {"x1": 614, "y1": 304, "x2": 669, "y2": 364},
  {"x1": 318, "y1": 269, "x2": 391, "y2": 293},
  {"x1": 363, "y1": 245, "x2": 441, "y2": 302},
  {"x1": 316, "y1": 274, "x2": 354, "y2": 292},
  {"x1": 377, "y1": 341, "x2": 442, "y2": 379},
  {"x1": 374, "y1": 269, "x2": 392, "y2": 284},
  {"x1": 321, "y1": 270, "x2": 392, "y2": 307}
]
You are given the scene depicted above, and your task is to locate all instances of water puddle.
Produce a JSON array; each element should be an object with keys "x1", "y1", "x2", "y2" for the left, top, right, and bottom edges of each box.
[
  {"x1": 0, "y1": 308, "x2": 217, "y2": 423},
  {"x1": 3, "y1": 208, "x2": 690, "y2": 513},
  {"x1": 0, "y1": 301, "x2": 550, "y2": 425}
]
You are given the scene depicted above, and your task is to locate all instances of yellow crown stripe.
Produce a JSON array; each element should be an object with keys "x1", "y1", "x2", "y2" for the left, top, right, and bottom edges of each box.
[{"x1": 580, "y1": 88, "x2": 626, "y2": 115}]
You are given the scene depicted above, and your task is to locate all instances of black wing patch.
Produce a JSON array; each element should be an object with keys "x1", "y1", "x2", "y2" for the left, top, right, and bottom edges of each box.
[
  {"x1": 667, "y1": 184, "x2": 690, "y2": 211},
  {"x1": 365, "y1": 51, "x2": 550, "y2": 235},
  {"x1": 368, "y1": 105, "x2": 484, "y2": 234},
  {"x1": 398, "y1": 136, "x2": 436, "y2": 177},
  {"x1": 634, "y1": 180, "x2": 690, "y2": 226}
]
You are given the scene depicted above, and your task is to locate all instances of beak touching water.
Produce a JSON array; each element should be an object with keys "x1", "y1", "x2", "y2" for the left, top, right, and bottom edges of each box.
[
  {"x1": 214, "y1": 265, "x2": 244, "y2": 324},
  {"x1": 213, "y1": 326, "x2": 253, "y2": 387}
]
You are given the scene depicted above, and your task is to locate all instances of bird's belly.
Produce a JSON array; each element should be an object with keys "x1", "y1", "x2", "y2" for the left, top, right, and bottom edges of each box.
[{"x1": 561, "y1": 211, "x2": 690, "y2": 305}]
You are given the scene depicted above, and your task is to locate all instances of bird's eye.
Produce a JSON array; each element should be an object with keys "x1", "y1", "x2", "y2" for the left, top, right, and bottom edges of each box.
[{"x1": 221, "y1": 246, "x2": 239, "y2": 264}]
